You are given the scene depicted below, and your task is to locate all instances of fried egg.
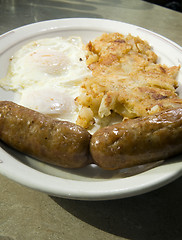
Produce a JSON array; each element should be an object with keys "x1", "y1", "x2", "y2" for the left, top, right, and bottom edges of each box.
[
  {"x1": 0, "y1": 36, "x2": 92, "y2": 123},
  {"x1": 19, "y1": 87, "x2": 78, "y2": 122},
  {"x1": 1, "y1": 36, "x2": 91, "y2": 90}
]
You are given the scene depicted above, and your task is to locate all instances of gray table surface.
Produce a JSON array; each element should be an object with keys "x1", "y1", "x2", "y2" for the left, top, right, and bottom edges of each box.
[{"x1": 0, "y1": 1, "x2": 182, "y2": 240}]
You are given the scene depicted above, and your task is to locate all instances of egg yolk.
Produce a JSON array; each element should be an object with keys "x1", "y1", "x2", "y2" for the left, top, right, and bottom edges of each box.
[{"x1": 30, "y1": 49, "x2": 70, "y2": 76}]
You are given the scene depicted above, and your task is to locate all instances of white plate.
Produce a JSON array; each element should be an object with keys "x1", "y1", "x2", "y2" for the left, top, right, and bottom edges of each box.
[{"x1": 0, "y1": 18, "x2": 182, "y2": 200}]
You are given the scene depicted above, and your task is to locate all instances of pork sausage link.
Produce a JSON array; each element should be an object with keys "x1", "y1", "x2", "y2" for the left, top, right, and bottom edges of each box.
[
  {"x1": 90, "y1": 107, "x2": 182, "y2": 170},
  {"x1": 0, "y1": 101, "x2": 92, "y2": 168}
]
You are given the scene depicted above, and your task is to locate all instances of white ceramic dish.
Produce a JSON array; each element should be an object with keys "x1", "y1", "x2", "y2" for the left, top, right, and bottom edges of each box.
[{"x1": 0, "y1": 18, "x2": 182, "y2": 200}]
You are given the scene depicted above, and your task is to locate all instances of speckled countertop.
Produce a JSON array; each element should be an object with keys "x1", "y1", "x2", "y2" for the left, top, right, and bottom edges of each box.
[{"x1": 0, "y1": 1, "x2": 182, "y2": 240}]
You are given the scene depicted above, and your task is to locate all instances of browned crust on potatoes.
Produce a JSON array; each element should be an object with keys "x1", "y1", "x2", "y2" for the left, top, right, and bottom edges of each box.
[{"x1": 75, "y1": 33, "x2": 181, "y2": 129}]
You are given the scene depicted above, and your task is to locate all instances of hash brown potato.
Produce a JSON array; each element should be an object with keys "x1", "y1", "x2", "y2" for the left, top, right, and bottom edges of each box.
[{"x1": 75, "y1": 33, "x2": 181, "y2": 129}]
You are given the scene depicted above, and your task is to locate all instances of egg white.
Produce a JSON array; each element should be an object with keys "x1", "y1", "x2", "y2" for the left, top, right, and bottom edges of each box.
[
  {"x1": 0, "y1": 36, "x2": 92, "y2": 124},
  {"x1": 1, "y1": 36, "x2": 91, "y2": 90},
  {"x1": 19, "y1": 86, "x2": 79, "y2": 122}
]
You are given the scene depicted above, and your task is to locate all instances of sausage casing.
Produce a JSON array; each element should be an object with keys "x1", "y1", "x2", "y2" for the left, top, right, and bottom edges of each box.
[
  {"x1": 90, "y1": 107, "x2": 182, "y2": 170},
  {"x1": 0, "y1": 101, "x2": 91, "y2": 168}
]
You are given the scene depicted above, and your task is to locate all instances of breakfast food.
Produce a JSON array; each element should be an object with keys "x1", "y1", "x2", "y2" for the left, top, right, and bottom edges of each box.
[
  {"x1": 1, "y1": 101, "x2": 182, "y2": 171},
  {"x1": 0, "y1": 36, "x2": 92, "y2": 123},
  {"x1": 1, "y1": 36, "x2": 91, "y2": 90},
  {"x1": 0, "y1": 32, "x2": 181, "y2": 171},
  {"x1": 90, "y1": 107, "x2": 182, "y2": 170},
  {"x1": 75, "y1": 33, "x2": 181, "y2": 129},
  {"x1": 0, "y1": 101, "x2": 91, "y2": 168}
]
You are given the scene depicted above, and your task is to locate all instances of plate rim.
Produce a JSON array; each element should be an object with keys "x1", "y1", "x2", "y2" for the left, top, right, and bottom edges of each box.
[{"x1": 0, "y1": 17, "x2": 182, "y2": 200}]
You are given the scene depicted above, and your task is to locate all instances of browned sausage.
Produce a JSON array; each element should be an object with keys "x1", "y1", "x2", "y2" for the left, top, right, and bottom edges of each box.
[
  {"x1": 90, "y1": 107, "x2": 182, "y2": 170},
  {"x1": 0, "y1": 101, "x2": 92, "y2": 168}
]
